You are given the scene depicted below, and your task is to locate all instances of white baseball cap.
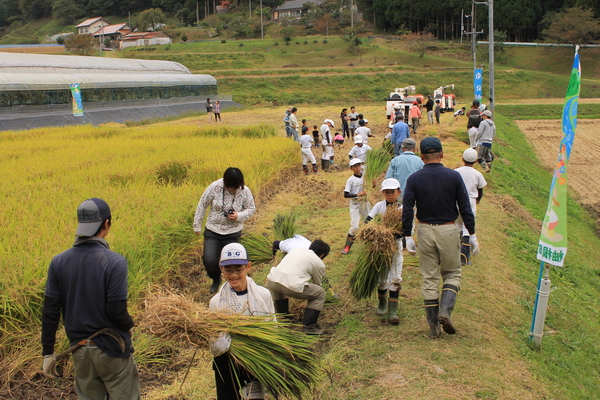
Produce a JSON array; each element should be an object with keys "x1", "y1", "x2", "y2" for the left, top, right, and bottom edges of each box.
[
  {"x1": 381, "y1": 178, "x2": 400, "y2": 191},
  {"x1": 463, "y1": 148, "x2": 478, "y2": 163},
  {"x1": 354, "y1": 136, "x2": 363, "y2": 144},
  {"x1": 324, "y1": 119, "x2": 335, "y2": 127},
  {"x1": 349, "y1": 158, "x2": 363, "y2": 167},
  {"x1": 363, "y1": 119, "x2": 368, "y2": 124},
  {"x1": 219, "y1": 243, "x2": 249, "y2": 266}
]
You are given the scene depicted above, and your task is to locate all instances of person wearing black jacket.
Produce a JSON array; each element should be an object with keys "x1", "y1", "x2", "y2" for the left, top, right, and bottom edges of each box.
[
  {"x1": 402, "y1": 137, "x2": 479, "y2": 339},
  {"x1": 41, "y1": 198, "x2": 140, "y2": 399}
]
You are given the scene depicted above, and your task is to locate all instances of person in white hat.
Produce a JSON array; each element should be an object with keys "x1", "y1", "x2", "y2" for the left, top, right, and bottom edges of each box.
[
  {"x1": 455, "y1": 148, "x2": 487, "y2": 265},
  {"x1": 299, "y1": 122, "x2": 318, "y2": 175},
  {"x1": 348, "y1": 135, "x2": 372, "y2": 164},
  {"x1": 341, "y1": 158, "x2": 369, "y2": 255},
  {"x1": 320, "y1": 119, "x2": 335, "y2": 172},
  {"x1": 209, "y1": 243, "x2": 275, "y2": 400},
  {"x1": 474, "y1": 110, "x2": 496, "y2": 173},
  {"x1": 363, "y1": 178, "x2": 404, "y2": 325}
]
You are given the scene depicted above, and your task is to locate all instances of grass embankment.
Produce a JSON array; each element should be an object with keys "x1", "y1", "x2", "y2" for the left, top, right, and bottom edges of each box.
[
  {"x1": 0, "y1": 122, "x2": 298, "y2": 382},
  {"x1": 134, "y1": 105, "x2": 600, "y2": 399}
]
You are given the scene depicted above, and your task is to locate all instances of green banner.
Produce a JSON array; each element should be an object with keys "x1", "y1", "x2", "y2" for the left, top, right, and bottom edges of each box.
[
  {"x1": 70, "y1": 83, "x2": 84, "y2": 117},
  {"x1": 536, "y1": 49, "x2": 580, "y2": 267}
]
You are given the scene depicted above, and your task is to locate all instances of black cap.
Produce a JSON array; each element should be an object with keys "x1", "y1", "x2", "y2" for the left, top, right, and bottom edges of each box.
[{"x1": 420, "y1": 137, "x2": 443, "y2": 154}]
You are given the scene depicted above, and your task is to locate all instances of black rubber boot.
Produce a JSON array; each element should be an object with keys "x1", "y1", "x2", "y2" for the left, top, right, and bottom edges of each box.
[
  {"x1": 341, "y1": 234, "x2": 355, "y2": 255},
  {"x1": 312, "y1": 163, "x2": 318, "y2": 174},
  {"x1": 460, "y1": 235, "x2": 471, "y2": 266},
  {"x1": 303, "y1": 165, "x2": 309, "y2": 175},
  {"x1": 387, "y1": 290, "x2": 400, "y2": 325},
  {"x1": 424, "y1": 299, "x2": 442, "y2": 338},
  {"x1": 438, "y1": 284, "x2": 459, "y2": 334},
  {"x1": 302, "y1": 308, "x2": 323, "y2": 334},
  {"x1": 321, "y1": 159, "x2": 330, "y2": 173},
  {"x1": 274, "y1": 298, "x2": 289, "y2": 316},
  {"x1": 209, "y1": 277, "x2": 222, "y2": 294},
  {"x1": 376, "y1": 289, "x2": 387, "y2": 316}
]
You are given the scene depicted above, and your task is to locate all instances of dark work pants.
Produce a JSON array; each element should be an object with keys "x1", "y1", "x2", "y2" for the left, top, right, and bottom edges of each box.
[
  {"x1": 203, "y1": 229, "x2": 242, "y2": 280},
  {"x1": 213, "y1": 353, "x2": 254, "y2": 400}
]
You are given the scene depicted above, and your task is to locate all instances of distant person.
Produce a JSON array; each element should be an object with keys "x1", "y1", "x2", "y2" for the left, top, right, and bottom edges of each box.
[
  {"x1": 283, "y1": 106, "x2": 293, "y2": 138},
  {"x1": 454, "y1": 107, "x2": 466, "y2": 117},
  {"x1": 300, "y1": 124, "x2": 318, "y2": 175},
  {"x1": 341, "y1": 108, "x2": 350, "y2": 139},
  {"x1": 402, "y1": 137, "x2": 477, "y2": 339},
  {"x1": 390, "y1": 115, "x2": 410, "y2": 156},
  {"x1": 206, "y1": 98, "x2": 214, "y2": 121},
  {"x1": 466, "y1": 100, "x2": 482, "y2": 129},
  {"x1": 213, "y1": 100, "x2": 222, "y2": 122},
  {"x1": 289, "y1": 107, "x2": 300, "y2": 142},
  {"x1": 320, "y1": 119, "x2": 335, "y2": 172},
  {"x1": 434, "y1": 100, "x2": 441, "y2": 124},
  {"x1": 348, "y1": 135, "x2": 372, "y2": 163},
  {"x1": 301, "y1": 119, "x2": 309, "y2": 137},
  {"x1": 425, "y1": 95, "x2": 435, "y2": 124},
  {"x1": 409, "y1": 101, "x2": 422, "y2": 135},
  {"x1": 474, "y1": 110, "x2": 496, "y2": 173},
  {"x1": 385, "y1": 138, "x2": 424, "y2": 196},
  {"x1": 355, "y1": 119, "x2": 372, "y2": 145},
  {"x1": 193, "y1": 167, "x2": 256, "y2": 293},
  {"x1": 312, "y1": 124, "x2": 320, "y2": 147},
  {"x1": 348, "y1": 106, "x2": 359, "y2": 136},
  {"x1": 42, "y1": 198, "x2": 140, "y2": 399},
  {"x1": 455, "y1": 148, "x2": 487, "y2": 266},
  {"x1": 341, "y1": 158, "x2": 368, "y2": 255}
]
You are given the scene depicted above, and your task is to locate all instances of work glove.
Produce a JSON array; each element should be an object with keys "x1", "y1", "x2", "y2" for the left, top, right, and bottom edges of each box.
[
  {"x1": 210, "y1": 332, "x2": 231, "y2": 357},
  {"x1": 470, "y1": 234, "x2": 480, "y2": 256},
  {"x1": 43, "y1": 354, "x2": 57, "y2": 379},
  {"x1": 405, "y1": 236, "x2": 417, "y2": 254}
]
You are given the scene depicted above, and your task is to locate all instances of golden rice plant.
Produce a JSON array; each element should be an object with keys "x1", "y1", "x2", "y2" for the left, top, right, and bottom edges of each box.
[
  {"x1": 141, "y1": 290, "x2": 321, "y2": 399},
  {"x1": 273, "y1": 212, "x2": 297, "y2": 241},
  {"x1": 364, "y1": 147, "x2": 392, "y2": 185},
  {"x1": 240, "y1": 232, "x2": 274, "y2": 265}
]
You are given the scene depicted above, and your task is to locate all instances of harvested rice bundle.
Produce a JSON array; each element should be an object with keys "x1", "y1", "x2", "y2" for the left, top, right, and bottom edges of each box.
[
  {"x1": 273, "y1": 213, "x2": 297, "y2": 241},
  {"x1": 382, "y1": 205, "x2": 403, "y2": 236},
  {"x1": 349, "y1": 247, "x2": 392, "y2": 300},
  {"x1": 364, "y1": 147, "x2": 392, "y2": 185},
  {"x1": 381, "y1": 139, "x2": 395, "y2": 158},
  {"x1": 240, "y1": 232, "x2": 273, "y2": 264},
  {"x1": 357, "y1": 223, "x2": 396, "y2": 255},
  {"x1": 141, "y1": 290, "x2": 320, "y2": 399}
]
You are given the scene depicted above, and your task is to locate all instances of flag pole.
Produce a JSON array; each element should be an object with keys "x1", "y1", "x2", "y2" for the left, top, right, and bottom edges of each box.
[{"x1": 529, "y1": 261, "x2": 549, "y2": 348}]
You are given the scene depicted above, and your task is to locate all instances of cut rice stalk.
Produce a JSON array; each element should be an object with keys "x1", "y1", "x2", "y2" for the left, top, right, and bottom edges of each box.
[{"x1": 240, "y1": 232, "x2": 274, "y2": 264}]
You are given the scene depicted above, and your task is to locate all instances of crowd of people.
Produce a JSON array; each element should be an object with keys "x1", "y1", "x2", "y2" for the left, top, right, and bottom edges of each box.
[{"x1": 40, "y1": 100, "x2": 496, "y2": 400}]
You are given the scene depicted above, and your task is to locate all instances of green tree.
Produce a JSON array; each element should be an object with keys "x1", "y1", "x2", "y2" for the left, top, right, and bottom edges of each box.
[
  {"x1": 51, "y1": 0, "x2": 83, "y2": 24},
  {"x1": 404, "y1": 31, "x2": 433, "y2": 57},
  {"x1": 64, "y1": 34, "x2": 97, "y2": 56},
  {"x1": 342, "y1": 28, "x2": 362, "y2": 52},
  {"x1": 541, "y1": 7, "x2": 600, "y2": 44},
  {"x1": 280, "y1": 26, "x2": 294, "y2": 42},
  {"x1": 136, "y1": 8, "x2": 167, "y2": 31}
]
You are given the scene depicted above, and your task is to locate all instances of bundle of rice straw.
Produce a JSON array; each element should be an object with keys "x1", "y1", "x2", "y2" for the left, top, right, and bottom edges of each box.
[
  {"x1": 349, "y1": 220, "x2": 397, "y2": 300},
  {"x1": 141, "y1": 290, "x2": 320, "y2": 399},
  {"x1": 381, "y1": 139, "x2": 395, "y2": 158},
  {"x1": 382, "y1": 206, "x2": 403, "y2": 236},
  {"x1": 273, "y1": 213, "x2": 297, "y2": 241},
  {"x1": 364, "y1": 147, "x2": 393, "y2": 186},
  {"x1": 240, "y1": 232, "x2": 274, "y2": 264}
]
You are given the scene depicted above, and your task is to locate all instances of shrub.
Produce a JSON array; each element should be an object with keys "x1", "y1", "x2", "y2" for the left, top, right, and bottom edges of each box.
[
  {"x1": 274, "y1": 42, "x2": 279, "y2": 46},
  {"x1": 313, "y1": 40, "x2": 318, "y2": 43},
  {"x1": 304, "y1": 40, "x2": 308, "y2": 44},
  {"x1": 239, "y1": 42, "x2": 244, "y2": 47},
  {"x1": 323, "y1": 39, "x2": 328, "y2": 44},
  {"x1": 181, "y1": 34, "x2": 188, "y2": 42},
  {"x1": 221, "y1": 39, "x2": 227, "y2": 43}
]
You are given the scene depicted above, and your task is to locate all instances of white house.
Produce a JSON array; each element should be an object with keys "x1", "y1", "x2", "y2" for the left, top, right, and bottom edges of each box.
[
  {"x1": 273, "y1": 0, "x2": 322, "y2": 20},
  {"x1": 75, "y1": 17, "x2": 111, "y2": 35},
  {"x1": 120, "y1": 32, "x2": 172, "y2": 49}
]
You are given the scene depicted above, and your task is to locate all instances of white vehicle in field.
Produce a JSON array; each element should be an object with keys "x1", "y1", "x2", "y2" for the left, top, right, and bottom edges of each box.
[
  {"x1": 433, "y1": 84, "x2": 456, "y2": 112},
  {"x1": 385, "y1": 86, "x2": 424, "y2": 123}
]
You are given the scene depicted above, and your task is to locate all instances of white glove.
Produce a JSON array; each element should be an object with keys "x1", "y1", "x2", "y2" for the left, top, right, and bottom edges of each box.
[
  {"x1": 405, "y1": 237, "x2": 417, "y2": 254},
  {"x1": 43, "y1": 354, "x2": 57, "y2": 379},
  {"x1": 210, "y1": 333, "x2": 231, "y2": 357},
  {"x1": 470, "y1": 234, "x2": 480, "y2": 257}
]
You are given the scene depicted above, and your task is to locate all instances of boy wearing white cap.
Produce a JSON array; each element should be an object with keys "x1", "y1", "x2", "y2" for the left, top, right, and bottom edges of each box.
[
  {"x1": 348, "y1": 135, "x2": 373, "y2": 163},
  {"x1": 209, "y1": 243, "x2": 275, "y2": 400},
  {"x1": 320, "y1": 119, "x2": 335, "y2": 172},
  {"x1": 299, "y1": 126, "x2": 318, "y2": 175},
  {"x1": 455, "y1": 148, "x2": 487, "y2": 265},
  {"x1": 364, "y1": 179, "x2": 404, "y2": 325},
  {"x1": 342, "y1": 158, "x2": 369, "y2": 255}
]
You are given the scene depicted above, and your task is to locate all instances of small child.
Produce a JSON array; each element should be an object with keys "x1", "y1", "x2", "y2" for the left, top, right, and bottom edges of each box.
[
  {"x1": 434, "y1": 99, "x2": 441, "y2": 124},
  {"x1": 301, "y1": 119, "x2": 309, "y2": 136},
  {"x1": 455, "y1": 148, "x2": 486, "y2": 266},
  {"x1": 364, "y1": 178, "x2": 404, "y2": 325},
  {"x1": 209, "y1": 243, "x2": 275, "y2": 400},
  {"x1": 312, "y1": 124, "x2": 320, "y2": 147},
  {"x1": 348, "y1": 135, "x2": 372, "y2": 164},
  {"x1": 342, "y1": 158, "x2": 369, "y2": 255},
  {"x1": 333, "y1": 133, "x2": 345, "y2": 146},
  {"x1": 299, "y1": 126, "x2": 318, "y2": 175}
]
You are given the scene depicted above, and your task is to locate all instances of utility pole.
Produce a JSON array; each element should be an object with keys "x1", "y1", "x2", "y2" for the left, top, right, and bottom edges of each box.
[
  {"x1": 488, "y1": 0, "x2": 494, "y2": 117},
  {"x1": 249, "y1": 0, "x2": 252, "y2": 18},
  {"x1": 350, "y1": 0, "x2": 354, "y2": 28},
  {"x1": 196, "y1": 1, "x2": 199, "y2": 26},
  {"x1": 260, "y1": 0, "x2": 264, "y2": 39}
]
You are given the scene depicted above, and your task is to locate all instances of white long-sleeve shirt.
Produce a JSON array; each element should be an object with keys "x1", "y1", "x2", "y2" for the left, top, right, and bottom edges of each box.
[
  {"x1": 267, "y1": 248, "x2": 325, "y2": 293},
  {"x1": 193, "y1": 178, "x2": 256, "y2": 234}
]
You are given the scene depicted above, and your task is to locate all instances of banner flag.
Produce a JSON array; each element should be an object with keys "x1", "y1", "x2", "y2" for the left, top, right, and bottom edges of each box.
[
  {"x1": 474, "y1": 68, "x2": 483, "y2": 100},
  {"x1": 70, "y1": 83, "x2": 84, "y2": 117},
  {"x1": 536, "y1": 48, "x2": 581, "y2": 267}
]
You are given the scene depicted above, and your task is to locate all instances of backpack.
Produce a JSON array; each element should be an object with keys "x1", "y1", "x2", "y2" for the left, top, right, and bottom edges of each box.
[{"x1": 467, "y1": 109, "x2": 482, "y2": 128}]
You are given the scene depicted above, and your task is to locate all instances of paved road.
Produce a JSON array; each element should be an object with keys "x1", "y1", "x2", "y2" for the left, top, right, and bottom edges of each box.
[{"x1": 0, "y1": 99, "x2": 241, "y2": 132}]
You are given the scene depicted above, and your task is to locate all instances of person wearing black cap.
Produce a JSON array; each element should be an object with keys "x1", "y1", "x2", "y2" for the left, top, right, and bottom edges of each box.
[
  {"x1": 41, "y1": 198, "x2": 140, "y2": 399},
  {"x1": 402, "y1": 138, "x2": 478, "y2": 339}
]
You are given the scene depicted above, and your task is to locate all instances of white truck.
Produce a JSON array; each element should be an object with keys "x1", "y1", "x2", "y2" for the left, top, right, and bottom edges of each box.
[
  {"x1": 433, "y1": 84, "x2": 456, "y2": 112},
  {"x1": 385, "y1": 86, "x2": 424, "y2": 122}
]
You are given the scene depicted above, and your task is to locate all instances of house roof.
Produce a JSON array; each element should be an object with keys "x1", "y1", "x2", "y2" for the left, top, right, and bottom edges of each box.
[
  {"x1": 274, "y1": 0, "x2": 322, "y2": 11},
  {"x1": 122, "y1": 31, "x2": 171, "y2": 41},
  {"x1": 76, "y1": 17, "x2": 108, "y2": 28},
  {"x1": 92, "y1": 23, "x2": 131, "y2": 36}
]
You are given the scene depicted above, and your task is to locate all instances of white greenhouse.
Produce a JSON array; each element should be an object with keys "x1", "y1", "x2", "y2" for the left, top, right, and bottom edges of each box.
[{"x1": 0, "y1": 53, "x2": 217, "y2": 107}]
